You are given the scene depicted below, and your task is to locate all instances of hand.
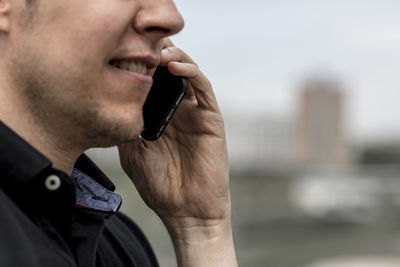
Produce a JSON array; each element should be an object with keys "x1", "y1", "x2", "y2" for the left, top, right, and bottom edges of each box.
[{"x1": 118, "y1": 39, "x2": 230, "y2": 231}]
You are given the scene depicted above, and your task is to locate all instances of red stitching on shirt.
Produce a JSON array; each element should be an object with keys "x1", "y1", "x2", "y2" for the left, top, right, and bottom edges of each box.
[{"x1": 74, "y1": 204, "x2": 94, "y2": 210}]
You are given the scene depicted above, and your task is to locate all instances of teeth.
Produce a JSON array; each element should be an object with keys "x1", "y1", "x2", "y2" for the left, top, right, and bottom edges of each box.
[{"x1": 110, "y1": 60, "x2": 148, "y2": 75}]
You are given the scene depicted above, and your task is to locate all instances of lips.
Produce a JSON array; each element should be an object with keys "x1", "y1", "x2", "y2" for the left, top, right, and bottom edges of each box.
[
  {"x1": 109, "y1": 59, "x2": 148, "y2": 75},
  {"x1": 108, "y1": 60, "x2": 154, "y2": 86},
  {"x1": 107, "y1": 52, "x2": 159, "y2": 85}
]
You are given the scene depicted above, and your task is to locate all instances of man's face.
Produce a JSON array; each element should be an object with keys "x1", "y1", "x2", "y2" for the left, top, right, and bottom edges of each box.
[{"x1": 5, "y1": 0, "x2": 184, "y2": 147}]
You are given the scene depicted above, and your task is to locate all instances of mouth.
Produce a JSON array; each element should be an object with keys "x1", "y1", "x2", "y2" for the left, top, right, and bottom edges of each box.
[
  {"x1": 108, "y1": 58, "x2": 155, "y2": 85},
  {"x1": 109, "y1": 59, "x2": 149, "y2": 75}
]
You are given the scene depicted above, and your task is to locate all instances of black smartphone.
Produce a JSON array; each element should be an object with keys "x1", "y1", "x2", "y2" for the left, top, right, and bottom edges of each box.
[{"x1": 140, "y1": 66, "x2": 189, "y2": 141}]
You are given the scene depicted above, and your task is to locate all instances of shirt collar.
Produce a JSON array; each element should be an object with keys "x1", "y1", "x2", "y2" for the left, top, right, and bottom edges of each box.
[
  {"x1": 72, "y1": 154, "x2": 122, "y2": 213},
  {"x1": 0, "y1": 121, "x2": 118, "y2": 208},
  {"x1": 0, "y1": 121, "x2": 52, "y2": 188},
  {"x1": 73, "y1": 154, "x2": 116, "y2": 191}
]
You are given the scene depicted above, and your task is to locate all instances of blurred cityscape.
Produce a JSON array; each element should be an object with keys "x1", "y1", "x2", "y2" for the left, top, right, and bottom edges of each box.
[
  {"x1": 226, "y1": 76, "x2": 350, "y2": 176},
  {"x1": 87, "y1": 75, "x2": 400, "y2": 267},
  {"x1": 225, "y1": 75, "x2": 400, "y2": 266}
]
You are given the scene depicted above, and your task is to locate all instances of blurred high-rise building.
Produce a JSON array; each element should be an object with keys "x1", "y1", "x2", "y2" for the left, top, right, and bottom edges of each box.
[
  {"x1": 225, "y1": 113, "x2": 295, "y2": 176},
  {"x1": 294, "y1": 77, "x2": 350, "y2": 173}
]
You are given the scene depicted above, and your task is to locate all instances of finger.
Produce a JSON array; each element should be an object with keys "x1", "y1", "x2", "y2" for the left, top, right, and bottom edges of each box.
[
  {"x1": 160, "y1": 47, "x2": 198, "y2": 67},
  {"x1": 162, "y1": 38, "x2": 175, "y2": 48},
  {"x1": 186, "y1": 85, "x2": 196, "y2": 98},
  {"x1": 167, "y1": 61, "x2": 219, "y2": 112}
]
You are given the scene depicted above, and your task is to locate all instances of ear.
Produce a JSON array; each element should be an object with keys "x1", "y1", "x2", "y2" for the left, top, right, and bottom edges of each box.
[{"x1": 0, "y1": 0, "x2": 11, "y2": 34}]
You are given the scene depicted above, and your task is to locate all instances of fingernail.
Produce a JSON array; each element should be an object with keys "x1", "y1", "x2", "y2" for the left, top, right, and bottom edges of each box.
[{"x1": 162, "y1": 49, "x2": 170, "y2": 55}]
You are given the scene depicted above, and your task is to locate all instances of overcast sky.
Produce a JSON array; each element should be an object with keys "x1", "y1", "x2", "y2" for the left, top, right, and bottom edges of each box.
[{"x1": 171, "y1": 0, "x2": 400, "y2": 141}]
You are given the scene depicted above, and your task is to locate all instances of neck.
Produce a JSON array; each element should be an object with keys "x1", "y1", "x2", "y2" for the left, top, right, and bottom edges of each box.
[
  {"x1": 2, "y1": 115, "x2": 83, "y2": 175},
  {"x1": 0, "y1": 76, "x2": 84, "y2": 175}
]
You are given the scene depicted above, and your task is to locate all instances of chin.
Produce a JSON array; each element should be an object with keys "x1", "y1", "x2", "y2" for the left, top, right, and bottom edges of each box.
[
  {"x1": 112, "y1": 117, "x2": 143, "y2": 144},
  {"x1": 83, "y1": 111, "x2": 144, "y2": 148}
]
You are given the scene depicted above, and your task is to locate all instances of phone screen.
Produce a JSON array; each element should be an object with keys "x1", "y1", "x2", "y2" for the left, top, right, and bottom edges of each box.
[{"x1": 140, "y1": 66, "x2": 188, "y2": 141}]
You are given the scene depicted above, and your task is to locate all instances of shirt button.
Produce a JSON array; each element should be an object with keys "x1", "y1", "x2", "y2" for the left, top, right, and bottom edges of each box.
[{"x1": 45, "y1": 175, "x2": 61, "y2": 191}]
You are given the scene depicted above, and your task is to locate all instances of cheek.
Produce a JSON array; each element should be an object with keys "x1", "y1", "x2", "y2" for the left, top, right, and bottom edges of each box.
[
  {"x1": 87, "y1": 15, "x2": 127, "y2": 48},
  {"x1": 44, "y1": 6, "x2": 131, "y2": 57},
  {"x1": 79, "y1": 4, "x2": 137, "y2": 51}
]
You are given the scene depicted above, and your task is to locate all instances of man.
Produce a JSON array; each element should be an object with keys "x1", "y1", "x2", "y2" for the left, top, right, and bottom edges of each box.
[{"x1": 0, "y1": 0, "x2": 238, "y2": 266}]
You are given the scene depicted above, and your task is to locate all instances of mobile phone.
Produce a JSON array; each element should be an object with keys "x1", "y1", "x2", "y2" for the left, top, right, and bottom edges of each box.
[{"x1": 140, "y1": 66, "x2": 189, "y2": 141}]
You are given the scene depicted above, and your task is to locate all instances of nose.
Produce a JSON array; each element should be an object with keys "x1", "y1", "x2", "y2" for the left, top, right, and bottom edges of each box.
[{"x1": 134, "y1": 0, "x2": 184, "y2": 39}]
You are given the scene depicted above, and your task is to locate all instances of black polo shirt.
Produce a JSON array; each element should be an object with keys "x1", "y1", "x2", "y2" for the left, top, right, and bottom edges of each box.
[{"x1": 0, "y1": 122, "x2": 159, "y2": 267}]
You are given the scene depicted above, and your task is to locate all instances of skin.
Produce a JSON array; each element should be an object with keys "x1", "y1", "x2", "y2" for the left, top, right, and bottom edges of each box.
[{"x1": 0, "y1": 0, "x2": 238, "y2": 266}]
